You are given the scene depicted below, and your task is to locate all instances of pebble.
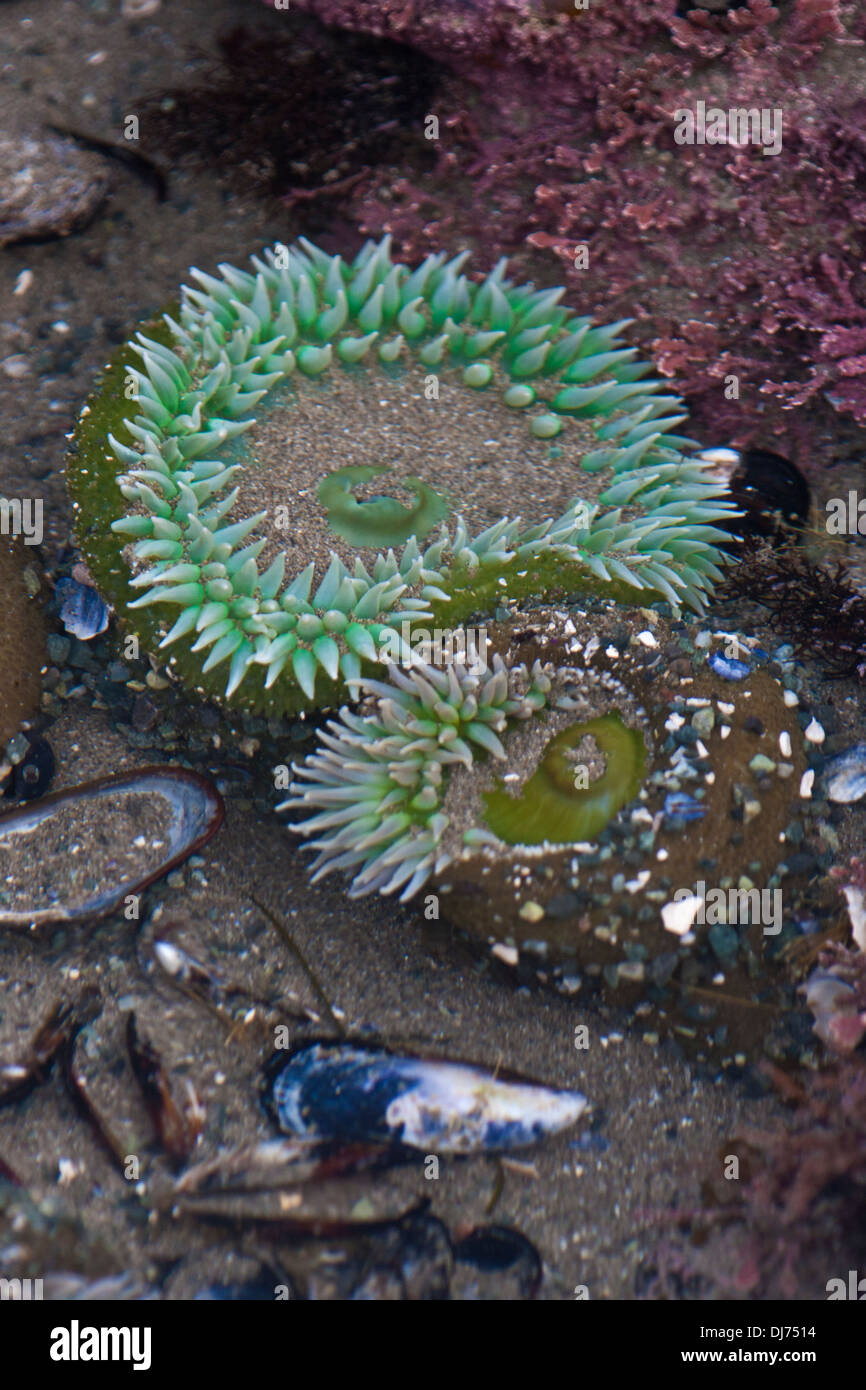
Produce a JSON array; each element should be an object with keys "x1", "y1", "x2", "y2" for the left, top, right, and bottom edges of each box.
[
  {"x1": 5, "y1": 731, "x2": 30, "y2": 765},
  {"x1": 691, "y1": 707, "x2": 715, "y2": 737},
  {"x1": 823, "y1": 743, "x2": 866, "y2": 804},
  {"x1": 0, "y1": 125, "x2": 109, "y2": 247},
  {"x1": 1, "y1": 354, "x2": 29, "y2": 379},
  {"x1": 804, "y1": 717, "x2": 825, "y2": 744},
  {"x1": 131, "y1": 693, "x2": 159, "y2": 733},
  {"x1": 46, "y1": 634, "x2": 71, "y2": 665},
  {"x1": 708, "y1": 651, "x2": 750, "y2": 680},
  {"x1": 749, "y1": 754, "x2": 776, "y2": 774},
  {"x1": 519, "y1": 901, "x2": 545, "y2": 923}
]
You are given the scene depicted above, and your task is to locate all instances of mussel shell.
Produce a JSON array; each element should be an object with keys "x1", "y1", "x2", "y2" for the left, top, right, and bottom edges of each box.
[
  {"x1": 0, "y1": 765, "x2": 224, "y2": 928},
  {"x1": 267, "y1": 1041, "x2": 587, "y2": 1155}
]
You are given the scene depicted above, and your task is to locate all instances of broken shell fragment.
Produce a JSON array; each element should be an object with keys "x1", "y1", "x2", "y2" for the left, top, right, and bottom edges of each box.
[
  {"x1": 269, "y1": 1042, "x2": 587, "y2": 1154},
  {"x1": 823, "y1": 743, "x2": 866, "y2": 805},
  {"x1": 0, "y1": 765, "x2": 224, "y2": 928}
]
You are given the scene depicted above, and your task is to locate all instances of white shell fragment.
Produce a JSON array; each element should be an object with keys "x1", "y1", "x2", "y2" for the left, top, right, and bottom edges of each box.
[
  {"x1": 823, "y1": 743, "x2": 866, "y2": 805},
  {"x1": 661, "y1": 894, "x2": 702, "y2": 937},
  {"x1": 271, "y1": 1043, "x2": 587, "y2": 1154}
]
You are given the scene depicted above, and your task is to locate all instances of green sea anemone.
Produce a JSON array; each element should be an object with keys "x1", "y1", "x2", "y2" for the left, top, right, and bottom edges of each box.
[
  {"x1": 284, "y1": 604, "x2": 819, "y2": 1035},
  {"x1": 68, "y1": 236, "x2": 738, "y2": 716}
]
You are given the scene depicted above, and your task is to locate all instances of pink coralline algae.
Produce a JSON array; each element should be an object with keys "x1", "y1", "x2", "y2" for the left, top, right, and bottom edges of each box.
[{"x1": 267, "y1": 0, "x2": 866, "y2": 453}]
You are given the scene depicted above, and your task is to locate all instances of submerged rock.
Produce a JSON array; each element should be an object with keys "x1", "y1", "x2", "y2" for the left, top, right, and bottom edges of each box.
[{"x1": 0, "y1": 125, "x2": 108, "y2": 247}]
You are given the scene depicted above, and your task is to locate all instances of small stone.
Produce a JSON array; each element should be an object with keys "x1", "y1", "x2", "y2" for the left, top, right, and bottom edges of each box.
[
  {"x1": 691, "y1": 706, "x2": 715, "y2": 737},
  {"x1": 519, "y1": 900, "x2": 545, "y2": 923},
  {"x1": 749, "y1": 753, "x2": 776, "y2": 774},
  {"x1": 799, "y1": 769, "x2": 815, "y2": 799},
  {"x1": 131, "y1": 693, "x2": 159, "y2": 733},
  {"x1": 778, "y1": 730, "x2": 792, "y2": 758},
  {"x1": 1, "y1": 354, "x2": 29, "y2": 379},
  {"x1": 556, "y1": 974, "x2": 582, "y2": 995},
  {"x1": 709, "y1": 924, "x2": 738, "y2": 961},
  {"x1": 46, "y1": 633, "x2": 71, "y2": 665},
  {"x1": 145, "y1": 670, "x2": 170, "y2": 691},
  {"x1": 804, "y1": 717, "x2": 825, "y2": 744},
  {"x1": 618, "y1": 960, "x2": 645, "y2": 983},
  {"x1": 743, "y1": 715, "x2": 764, "y2": 735}
]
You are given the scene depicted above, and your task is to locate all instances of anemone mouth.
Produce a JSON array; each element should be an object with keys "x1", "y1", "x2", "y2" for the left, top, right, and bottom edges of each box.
[
  {"x1": 68, "y1": 236, "x2": 740, "y2": 715},
  {"x1": 480, "y1": 712, "x2": 648, "y2": 847}
]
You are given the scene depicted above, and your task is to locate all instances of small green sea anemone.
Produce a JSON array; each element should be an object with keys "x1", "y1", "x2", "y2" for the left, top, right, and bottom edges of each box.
[
  {"x1": 68, "y1": 237, "x2": 737, "y2": 716},
  {"x1": 284, "y1": 605, "x2": 818, "y2": 1037}
]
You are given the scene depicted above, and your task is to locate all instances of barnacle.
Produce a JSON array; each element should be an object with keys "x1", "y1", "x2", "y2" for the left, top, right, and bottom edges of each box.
[{"x1": 68, "y1": 236, "x2": 738, "y2": 716}]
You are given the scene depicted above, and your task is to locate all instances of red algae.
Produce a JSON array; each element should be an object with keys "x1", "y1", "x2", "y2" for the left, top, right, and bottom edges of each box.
[{"x1": 269, "y1": 0, "x2": 866, "y2": 456}]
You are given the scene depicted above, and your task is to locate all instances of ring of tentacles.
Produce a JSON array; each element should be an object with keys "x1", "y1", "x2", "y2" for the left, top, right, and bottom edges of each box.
[{"x1": 68, "y1": 237, "x2": 737, "y2": 717}]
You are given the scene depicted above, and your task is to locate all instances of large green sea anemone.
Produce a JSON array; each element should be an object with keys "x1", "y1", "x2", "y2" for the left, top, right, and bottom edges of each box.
[{"x1": 68, "y1": 236, "x2": 737, "y2": 716}]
